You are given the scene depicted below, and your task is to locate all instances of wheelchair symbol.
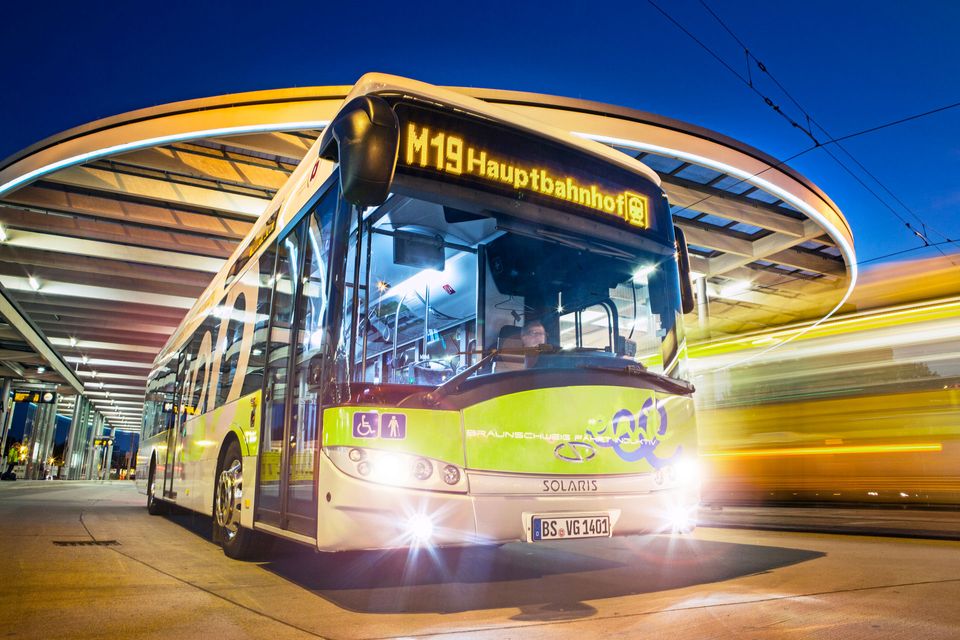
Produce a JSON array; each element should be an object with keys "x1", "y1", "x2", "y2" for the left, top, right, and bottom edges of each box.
[{"x1": 352, "y1": 412, "x2": 379, "y2": 438}]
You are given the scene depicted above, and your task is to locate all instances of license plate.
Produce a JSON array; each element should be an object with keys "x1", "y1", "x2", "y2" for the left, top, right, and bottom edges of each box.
[{"x1": 531, "y1": 514, "x2": 611, "y2": 541}]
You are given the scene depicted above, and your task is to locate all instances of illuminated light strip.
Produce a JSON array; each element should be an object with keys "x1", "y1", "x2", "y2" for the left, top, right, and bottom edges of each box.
[
  {"x1": 577, "y1": 133, "x2": 858, "y2": 369},
  {"x1": 0, "y1": 120, "x2": 330, "y2": 197},
  {"x1": 703, "y1": 443, "x2": 943, "y2": 458},
  {"x1": 692, "y1": 298, "x2": 960, "y2": 358}
]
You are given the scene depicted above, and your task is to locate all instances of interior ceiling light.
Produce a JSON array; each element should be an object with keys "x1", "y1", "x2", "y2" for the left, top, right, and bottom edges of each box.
[{"x1": 28, "y1": 276, "x2": 41, "y2": 291}]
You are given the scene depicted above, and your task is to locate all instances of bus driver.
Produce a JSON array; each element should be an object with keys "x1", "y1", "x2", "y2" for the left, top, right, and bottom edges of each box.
[{"x1": 521, "y1": 320, "x2": 548, "y2": 348}]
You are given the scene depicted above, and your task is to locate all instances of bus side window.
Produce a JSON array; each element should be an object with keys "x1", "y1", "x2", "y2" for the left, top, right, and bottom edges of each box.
[
  {"x1": 218, "y1": 291, "x2": 248, "y2": 406},
  {"x1": 559, "y1": 304, "x2": 612, "y2": 351},
  {"x1": 242, "y1": 244, "x2": 278, "y2": 397}
]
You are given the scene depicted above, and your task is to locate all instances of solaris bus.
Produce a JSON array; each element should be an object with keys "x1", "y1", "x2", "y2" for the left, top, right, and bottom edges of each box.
[{"x1": 137, "y1": 74, "x2": 701, "y2": 558}]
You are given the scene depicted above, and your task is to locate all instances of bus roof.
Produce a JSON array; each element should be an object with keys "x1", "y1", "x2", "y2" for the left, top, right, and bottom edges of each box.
[{"x1": 342, "y1": 73, "x2": 663, "y2": 187}]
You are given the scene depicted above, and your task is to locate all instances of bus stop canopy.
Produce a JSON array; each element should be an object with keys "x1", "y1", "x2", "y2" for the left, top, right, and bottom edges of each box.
[{"x1": 0, "y1": 85, "x2": 855, "y2": 432}]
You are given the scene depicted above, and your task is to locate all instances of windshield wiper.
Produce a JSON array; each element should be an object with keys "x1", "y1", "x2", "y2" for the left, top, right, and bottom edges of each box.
[{"x1": 579, "y1": 361, "x2": 695, "y2": 394}]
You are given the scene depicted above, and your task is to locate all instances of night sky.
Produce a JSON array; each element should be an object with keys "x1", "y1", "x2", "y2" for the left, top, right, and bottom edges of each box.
[{"x1": 3, "y1": 0, "x2": 959, "y2": 268}]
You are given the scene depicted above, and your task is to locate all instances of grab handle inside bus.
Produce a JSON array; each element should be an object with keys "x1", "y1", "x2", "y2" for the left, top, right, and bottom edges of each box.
[
  {"x1": 318, "y1": 95, "x2": 400, "y2": 207},
  {"x1": 674, "y1": 225, "x2": 696, "y2": 315}
]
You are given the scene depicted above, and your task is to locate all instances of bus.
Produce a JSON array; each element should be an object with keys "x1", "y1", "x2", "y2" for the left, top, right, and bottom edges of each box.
[
  {"x1": 692, "y1": 256, "x2": 960, "y2": 507},
  {"x1": 136, "y1": 74, "x2": 700, "y2": 558}
]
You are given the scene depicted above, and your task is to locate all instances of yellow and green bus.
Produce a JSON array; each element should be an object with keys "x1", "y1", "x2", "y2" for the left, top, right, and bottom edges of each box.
[
  {"x1": 136, "y1": 74, "x2": 700, "y2": 558},
  {"x1": 692, "y1": 262, "x2": 960, "y2": 507}
]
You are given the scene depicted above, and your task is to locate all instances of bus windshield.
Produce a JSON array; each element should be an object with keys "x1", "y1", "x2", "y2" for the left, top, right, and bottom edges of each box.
[{"x1": 341, "y1": 187, "x2": 688, "y2": 392}]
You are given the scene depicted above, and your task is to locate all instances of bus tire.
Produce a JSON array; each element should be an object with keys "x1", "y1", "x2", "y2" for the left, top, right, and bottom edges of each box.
[
  {"x1": 147, "y1": 458, "x2": 167, "y2": 515},
  {"x1": 214, "y1": 440, "x2": 262, "y2": 559}
]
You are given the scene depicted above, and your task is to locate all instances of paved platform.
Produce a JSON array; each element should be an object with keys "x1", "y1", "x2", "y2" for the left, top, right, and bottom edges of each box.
[
  {"x1": 700, "y1": 504, "x2": 960, "y2": 540},
  {"x1": 1, "y1": 481, "x2": 959, "y2": 639}
]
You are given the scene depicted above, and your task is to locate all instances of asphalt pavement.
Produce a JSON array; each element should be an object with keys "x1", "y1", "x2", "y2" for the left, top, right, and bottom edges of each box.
[{"x1": 1, "y1": 481, "x2": 959, "y2": 639}]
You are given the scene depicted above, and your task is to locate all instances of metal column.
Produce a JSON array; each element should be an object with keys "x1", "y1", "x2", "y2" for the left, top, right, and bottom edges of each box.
[
  {"x1": 82, "y1": 411, "x2": 102, "y2": 480},
  {"x1": 0, "y1": 379, "x2": 12, "y2": 461},
  {"x1": 103, "y1": 427, "x2": 115, "y2": 480},
  {"x1": 63, "y1": 395, "x2": 87, "y2": 480},
  {"x1": 76, "y1": 400, "x2": 92, "y2": 479},
  {"x1": 24, "y1": 403, "x2": 44, "y2": 479},
  {"x1": 37, "y1": 396, "x2": 59, "y2": 479}
]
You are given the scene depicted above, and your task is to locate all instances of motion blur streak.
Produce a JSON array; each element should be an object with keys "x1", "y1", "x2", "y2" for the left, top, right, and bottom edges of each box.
[
  {"x1": 692, "y1": 255, "x2": 960, "y2": 507},
  {"x1": 703, "y1": 443, "x2": 944, "y2": 458}
]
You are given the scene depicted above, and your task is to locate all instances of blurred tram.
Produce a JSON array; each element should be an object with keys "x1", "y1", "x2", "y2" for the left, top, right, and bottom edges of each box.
[{"x1": 691, "y1": 255, "x2": 960, "y2": 507}]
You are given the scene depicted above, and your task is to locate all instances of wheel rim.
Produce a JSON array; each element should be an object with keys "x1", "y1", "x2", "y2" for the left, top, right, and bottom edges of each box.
[
  {"x1": 148, "y1": 469, "x2": 157, "y2": 505},
  {"x1": 215, "y1": 459, "x2": 243, "y2": 540}
]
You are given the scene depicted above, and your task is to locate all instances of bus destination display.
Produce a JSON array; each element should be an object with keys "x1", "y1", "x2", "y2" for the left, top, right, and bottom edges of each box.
[{"x1": 393, "y1": 102, "x2": 655, "y2": 231}]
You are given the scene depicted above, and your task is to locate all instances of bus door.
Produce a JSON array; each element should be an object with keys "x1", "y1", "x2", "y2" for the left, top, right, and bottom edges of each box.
[
  {"x1": 255, "y1": 196, "x2": 332, "y2": 537},
  {"x1": 162, "y1": 351, "x2": 186, "y2": 498}
]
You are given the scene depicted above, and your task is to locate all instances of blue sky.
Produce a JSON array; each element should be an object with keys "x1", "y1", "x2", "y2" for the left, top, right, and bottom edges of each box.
[{"x1": 2, "y1": 0, "x2": 958, "y2": 267}]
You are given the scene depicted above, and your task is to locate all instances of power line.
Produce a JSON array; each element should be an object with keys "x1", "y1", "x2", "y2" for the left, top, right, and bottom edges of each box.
[
  {"x1": 696, "y1": 0, "x2": 954, "y2": 250},
  {"x1": 825, "y1": 100, "x2": 960, "y2": 147},
  {"x1": 646, "y1": 0, "x2": 820, "y2": 144},
  {"x1": 683, "y1": 0, "x2": 957, "y2": 265},
  {"x1": 857, "y1": 238, "x2": 960, "y2": 266}
]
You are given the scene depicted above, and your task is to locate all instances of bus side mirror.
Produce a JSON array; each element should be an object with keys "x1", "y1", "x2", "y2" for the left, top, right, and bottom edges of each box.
[
  {"x1": 674, "y1": 226, "x2": 696, "y2": 315},
  {"x1": 319, "y1": 95, "x2": 399, "y2": 207}
]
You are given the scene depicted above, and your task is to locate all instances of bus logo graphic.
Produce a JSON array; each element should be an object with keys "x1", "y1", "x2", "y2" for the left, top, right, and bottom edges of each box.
[
  {"x1": 353, "y1": 412, "x2": 379, "y2": 438},
  {"x1": 554, "y1": 441, "x2": 596, "y2": 463},
  {"x1": 584, "y1": 399, "x2": 681, "y2": 468},
  {"x1": 352, "y1": 412, "x2": 406, "y2": 439}
]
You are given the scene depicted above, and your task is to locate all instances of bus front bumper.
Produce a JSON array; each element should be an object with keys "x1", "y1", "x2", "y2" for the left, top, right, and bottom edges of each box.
[{"x1": 315, "y1": 455, "x2": 699, "y2": 552}]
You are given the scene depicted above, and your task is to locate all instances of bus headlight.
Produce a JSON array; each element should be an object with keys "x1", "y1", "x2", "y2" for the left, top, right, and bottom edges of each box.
[
  {"x1": 406, "y1": 514, "x2": 434, "y2": 544},
  {"x1": 326, "y1": 447, "x2": 467, "y2": 493},
  {"x1": 442, "y1": 464, "x2": 460, "y2": 486},
  {"x1": 674, "y1": 457, "x2": 701, "y2": 486},
  {"x1": 413, "y1": 458, "x2": 433, "y2": 481}
]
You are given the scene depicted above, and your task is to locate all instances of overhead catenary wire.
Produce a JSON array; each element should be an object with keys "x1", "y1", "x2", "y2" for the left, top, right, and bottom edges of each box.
[
  {"x1": 646, "y1": 0, "x2": 820, "y2": 145},
  {"x1": 692, "y1": 0, "x2": 958, "y2": 263},
  {"x1": 647, "y1": 0, "x2": 958, "y2": 266},
  {"x1": 697, "y1": 0, "x2": 952, "y2": 246}
]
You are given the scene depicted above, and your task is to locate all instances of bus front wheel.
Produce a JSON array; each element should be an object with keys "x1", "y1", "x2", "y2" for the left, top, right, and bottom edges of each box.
[
  {"x1": 147, "y1": 459, "x2": 167, "y2": 515},
  {"x1": 214, "y1": 440, "x2": 262, "y2": 559}
]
